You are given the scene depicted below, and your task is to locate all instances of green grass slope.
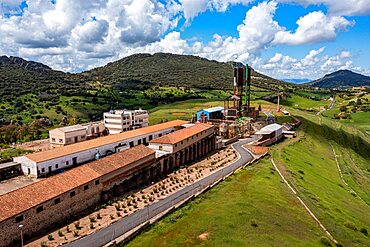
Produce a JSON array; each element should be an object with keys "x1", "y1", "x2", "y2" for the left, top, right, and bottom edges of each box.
[
  {"x1": 272, "y1": 109, "x2": 370, "y2": 246},
  {"x1": 126, "y1": 158, "x2": 325, "y2": 247}
]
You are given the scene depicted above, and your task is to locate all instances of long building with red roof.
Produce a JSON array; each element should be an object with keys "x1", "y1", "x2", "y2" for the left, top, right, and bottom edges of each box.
[{"x1": 14, "y1": 120, "x2": 187, "y2": 177}]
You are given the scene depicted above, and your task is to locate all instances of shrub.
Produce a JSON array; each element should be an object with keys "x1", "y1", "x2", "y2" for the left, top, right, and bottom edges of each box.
[
  {"x1": 319, "y1": 236, "x2": 331, "y2": 246},
  {"x1": 96, "y1": 213, "x2": 102, "y2": 219},
  {"x1": 344, "y1": 221, "x2": 357, "y2": 231},
  {"x1": 117, "y1": 212, "x2": 121, "y2": 217},
  {"x1": 360, "y1": 227, "x2": 368, "y2": 236},
  {"x1": 74, "y1": 221, "x2": 81, "y2": 230},
  {"x1": 58, "y1": 230, "x2": 63, "y2": 237},
  {"x1": 110, "y1": 215, "x2": 114, "y2": 220},
  {"x1": 298, "y1": 170, "x2": 305, "y2": 175},
  {"x1": 115, "y1": 204, "x2": 121, "y2": 211},
  {"x1": 250, "y1": 219, "x2": 258, "y2": 228},
  {"x1": 90, "y1": 223, "x2": 94, "y2": 229},
  {"x1": 66, "y1": 225, "x2": 71, "y2": 233},
  {"x1": 89, "y1": 215, "x2": 96, "y2": 223},
  {"x1": 47, "y1": 234, "x2": 54, "y2": 241},
  {"x1": 73, "y1": 231, "x2": 79, "y2": 237}
]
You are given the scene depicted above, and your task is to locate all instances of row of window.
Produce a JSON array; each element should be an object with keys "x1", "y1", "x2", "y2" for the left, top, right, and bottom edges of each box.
[
  {"x1": 15, "y1": 180, "x2": 100, "y2": 223},
  {"x1": 39, "y1": 157, "x2": 77, "y2": 174}
]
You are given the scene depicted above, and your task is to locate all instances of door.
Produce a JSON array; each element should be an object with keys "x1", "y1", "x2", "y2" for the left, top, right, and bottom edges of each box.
[
  {"x1": 72, "y1": 157, "x2": 77, "y2": 165},
  {"x1": 48, "y1": 166, "x2": 52, "y2": 173}
]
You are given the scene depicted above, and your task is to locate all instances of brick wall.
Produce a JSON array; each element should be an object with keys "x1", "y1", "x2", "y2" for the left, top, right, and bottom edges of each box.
[{"x1": 0, "y1": 180, "x2": 102, "y2": 247}]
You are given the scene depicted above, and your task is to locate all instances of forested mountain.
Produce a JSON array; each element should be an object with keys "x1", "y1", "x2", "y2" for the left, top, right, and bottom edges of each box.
[
  {"x1": 83, "y1": 53, "x2": 284, "y2": 90},
  {"x1": 308, "y1": 70, "x2": 370, "y2": 88},
  {"x1": 0, "y1": 53, "x2": 285, "y2": 101}
]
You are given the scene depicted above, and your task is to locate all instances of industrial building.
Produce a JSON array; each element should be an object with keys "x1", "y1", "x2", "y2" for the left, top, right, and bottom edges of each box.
[
  {"x1": 149, "y1": 123, "x2": 216, "y2": 172},
  {"x1": 0, "y1": 123, "x2": 218, "y2": 247},
  {"x1": 49, "y1": 122, "x2": 105, "y2": 147},
  {"x1": 196, "y1": 107, "x2": 224, "y2": 122},
  {"x1": 0, "y1": 145, "x2": 157, "y2": 247},
  {"x1": 255, "y1": 123, "x2": 284, "y2": 146},
  {"x1": 14, "y1": 120, "x2": 187, "y2": 177},
  {"x1": 103, "y1": 109, "x2": 149, "y2": 134}
]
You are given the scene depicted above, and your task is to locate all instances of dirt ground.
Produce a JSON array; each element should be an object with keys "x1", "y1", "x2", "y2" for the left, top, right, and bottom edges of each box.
[
  {"x1": 0, "y1": 176, "x2": 41, "y2": 195},
  {"x1": 27, "y1": 146, "x2": 239, "y2": 247},
  {"x1": 14, "y1": 139, "x2": 51, "y2": 152}
]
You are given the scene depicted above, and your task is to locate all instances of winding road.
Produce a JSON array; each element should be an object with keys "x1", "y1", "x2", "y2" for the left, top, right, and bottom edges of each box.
[{"x1": 66, "y1": 136, "x2": 258, "y2": 247}]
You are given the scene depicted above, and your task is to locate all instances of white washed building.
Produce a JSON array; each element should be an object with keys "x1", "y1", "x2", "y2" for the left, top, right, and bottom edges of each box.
[
  {"x1": 103, "y1": 109, "x2": 149, "y2": 134},
  {"x1": 14, "y1": 120, "x2": 187, "y2": 177}
]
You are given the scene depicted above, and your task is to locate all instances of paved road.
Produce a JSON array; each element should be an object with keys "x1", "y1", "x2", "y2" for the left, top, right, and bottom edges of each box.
[{"x1": 67, "y1": 136, "x2": 258, "y2": 247}]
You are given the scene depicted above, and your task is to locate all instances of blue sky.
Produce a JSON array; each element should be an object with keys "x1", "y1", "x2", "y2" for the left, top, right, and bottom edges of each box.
[{"x1": 0, "y1": 0, "x2": 369, "y2": 79}]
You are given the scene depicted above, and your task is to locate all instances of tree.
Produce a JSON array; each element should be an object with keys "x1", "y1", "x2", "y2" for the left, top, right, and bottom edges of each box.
[{"x1": 68, "y1": 113, "x2": 79, "y2": 125}]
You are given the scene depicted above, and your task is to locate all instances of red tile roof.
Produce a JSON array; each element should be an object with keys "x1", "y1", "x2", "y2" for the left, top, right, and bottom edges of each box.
[
  {"x1": 24, "y1": 120, "x2": 187, "y2": 162},
  {"x1": 0, "y1": 145, "x2": 155, "y2": 222},
  {"x1": 149, "y1": 123, "x2": 214, "y2": 145}
]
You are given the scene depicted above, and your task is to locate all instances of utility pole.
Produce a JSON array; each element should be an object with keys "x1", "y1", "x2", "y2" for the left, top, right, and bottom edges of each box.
[{"x1": 277, "y1": 94, "x2": 280, "y2": 112}]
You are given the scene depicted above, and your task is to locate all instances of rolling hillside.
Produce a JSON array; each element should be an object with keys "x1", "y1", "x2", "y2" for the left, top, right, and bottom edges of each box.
[
  {"x1": 308, "y1": 70, "x2": 370, "y2": 88},
  {"x1": 84, "y1": 53, "x2": 284, "y2": 90}
]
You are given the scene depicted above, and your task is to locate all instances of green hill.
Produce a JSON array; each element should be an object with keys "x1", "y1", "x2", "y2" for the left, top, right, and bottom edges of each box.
[
  {"x1": 308, "y1": 70, "x2": 370, "y2": 89},
  {"x1": 83, "y1": 53, "x2": 284, "y2": 90}
]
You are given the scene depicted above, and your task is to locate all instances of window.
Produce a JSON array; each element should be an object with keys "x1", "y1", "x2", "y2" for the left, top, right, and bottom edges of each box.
[
  {"x1": 81, "y1": 135, "x2": 86, "y2": 139},
  {"x1": 15, "y1": 215, "x2": 24, "y2": 223},
  {"x1": 159, "y1": 133, "x2": 162, "y2": 137},
  {"x1": 70, "y1": 191, "x2": 76, "y2": 197},
  {"x1": 149, "y1": 135, "x2": 153, "y2": 141},
  {"x1": 59, "y1": 138, "x2": 63, "y2": 143},
  {"x1": 55, "y1": 164, "x2": 58, "y2": 169},
  {"x1": 129, "y1": 141, "x2": 134, "y2": 147},
  {"x1": 181, "y1": 141, "x2": 183, "y2": 144},
  {"x1": 66, "y1": 161, "x2": 69, "y2": 166},
  {"x1": 138, "y1": 139, "x2": 142, "y2": 145},
  {"x1": 54, "y1": 198, "x2": 61, "y2": 204},
  {"x1": 175, "y1": 144, "x2": 177, "y2": 147},
  {"x1": 95, "y1": 180, "x2": 100, "y2": 185},
  {"x1": 36, "y1": 206, "x2": 43, "y2": 213},
  {"x1": 41, "y1": 168, "x2": 45, "y2": 173},
  {"x1": 84, "y1": 185, "x2": 89, "y2": 191},
  {"x1": 159, "y1": 146, "x2": 163, "y2": 151},
  {"x1": 52, "y1": 138, "x2": 56, "y2": 142}
]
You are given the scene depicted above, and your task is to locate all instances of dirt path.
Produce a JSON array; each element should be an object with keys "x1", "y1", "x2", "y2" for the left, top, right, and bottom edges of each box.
[{"x1": 271, "y1": 158, "x2": 338, "y2": 245}]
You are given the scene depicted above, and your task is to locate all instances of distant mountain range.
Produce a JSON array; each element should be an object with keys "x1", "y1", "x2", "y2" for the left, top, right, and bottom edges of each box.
[
  {"x1": 282, "y1": 78, "x2": 312, "y2": 84},
  {"x1": 308, "y1": 70, "x2": 370, "y2": 88}
]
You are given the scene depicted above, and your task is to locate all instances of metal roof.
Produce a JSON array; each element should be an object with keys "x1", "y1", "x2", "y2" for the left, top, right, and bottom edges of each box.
[
  {"x1": 255, "y1": 124, "x2": 282, "y2": 135},
  {"x1": 50, "y1": 125, "x2": 85, "y2": 133},
  {"x1": 0, "y1": 162, "x2": 19, "y2": 170},
  {"x1": 198, "y1": 106, "x2": 224, "y2": 113}
]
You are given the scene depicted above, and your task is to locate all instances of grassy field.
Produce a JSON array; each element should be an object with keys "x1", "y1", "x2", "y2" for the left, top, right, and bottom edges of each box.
[
  {"x1": 126, "y1": 158, "x2": 326, "y2": 247},
  {"x1": 280, "y1": 95, "x2": 329, "y2": 112},
  {"x1": 272, "y1": 109, "x2": 370, "y2": 246},
  {"x1": 149, "y1": 99, "x2": 224, "y2": 125}
]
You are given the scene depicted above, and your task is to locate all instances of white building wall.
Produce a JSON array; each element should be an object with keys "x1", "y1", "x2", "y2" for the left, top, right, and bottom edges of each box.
[
  {"x1": 275, "y1": 127, "x2": 283, "y2": 138},
  {"x1": 18, "y1": 127, "x2": 176, "y2": 177},
  {"x1": 13, "y1": 156, "x2": 38, "y2": 176}
]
